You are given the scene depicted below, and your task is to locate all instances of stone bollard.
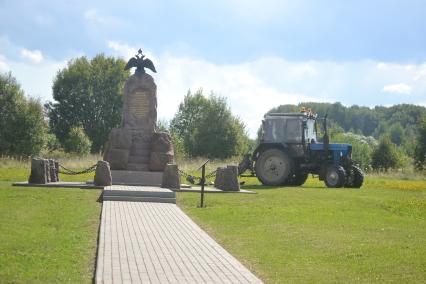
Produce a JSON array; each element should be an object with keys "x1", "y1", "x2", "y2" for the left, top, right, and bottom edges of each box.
[
  {"x1": 54, "y1": 161, "x2": 60, "y2": 181},
  {"x1": 44, "y1": 159, "x2": 51, "y2": 182},
  {"x1": 49, "y1": 159, "x2": 57, "y2": 182},
  {"x1": 161, "y1": 164, "x2": 181, "y2": 189},
  {"x1": 94, "y1": 161, "x2": 112, "y2": 186},
  {"x1": 28, "y1": 158, "x2": 49, "y2": 184},
  {"x1": 214, "y1": 167, "x2": 226, "y2": 189},
  {"x1": 214, "y1": 165, "x2": 240, "y2": 191}
]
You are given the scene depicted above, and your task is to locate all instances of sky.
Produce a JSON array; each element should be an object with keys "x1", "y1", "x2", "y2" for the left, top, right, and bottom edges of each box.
[{"x1": 1, "y1": 0, "x2": 426, "y2": 137}]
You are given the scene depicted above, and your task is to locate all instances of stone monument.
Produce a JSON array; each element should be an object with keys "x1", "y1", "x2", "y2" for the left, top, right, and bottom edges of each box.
[{"x1": 103, "y1": 49, "x2": 175, "y2": 186}]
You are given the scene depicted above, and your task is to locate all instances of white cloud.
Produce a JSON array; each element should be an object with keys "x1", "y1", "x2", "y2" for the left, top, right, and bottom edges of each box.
[
  {"x1": 413, "y1": 64, "x2": 426, "y2": 81},
  {"x1": 376, "y1": 62, "x2": 387, "y2": 70},
  {"x1": 20, "y1": 48, "x2": 43, "y2": 64},
  {"x1": 8, "y1": 58, "x2": 67, "y2": 100},
  {"x1": 105, "y1": 42, "x2": 426, "y2": 137},
  {"x1": 0, "y1": 55, "x2": 8, "y2": 71},
  {"x1": 124, "y1": 51, "x2": 326, "y2": 137},
  {"x1": 382, "y1": 83, "x2": 412, "y2": 94},
  {"x1": 84, "y1": 9, "x2": 105, "y2": 24},
  {"x1": 107, "y1": 41, "x2": 135, "y2": 59},
  {"x1": 84, "y1": 9, "x2": 122, "y2": 27}
]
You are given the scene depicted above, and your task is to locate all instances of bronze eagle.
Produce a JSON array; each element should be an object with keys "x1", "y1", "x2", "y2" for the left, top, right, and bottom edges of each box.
[{"x1": 124, "y1": 49, "x2": 157, "y2": 74}]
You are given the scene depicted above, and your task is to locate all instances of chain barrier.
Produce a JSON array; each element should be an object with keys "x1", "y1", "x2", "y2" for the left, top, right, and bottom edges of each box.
[
  {"x1": 58, "y1": 164, "x2": 97, "y2": 175},
  {"x1": 178, "y1": 168, "x2": 217, "y2": 185}
]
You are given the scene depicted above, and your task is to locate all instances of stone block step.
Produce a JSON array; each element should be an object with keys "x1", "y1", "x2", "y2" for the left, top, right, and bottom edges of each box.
[
  {"x1": 126, "y1": 163, "x2": 149, "y2": 171},
  {"x1": 102, "y1": 196, "x2": 176, "y2": 203},
  {"x1": 111, "y1": 170, "x2": 163, "y2": 186},
  {"x1": 130, "y1": 142, "x2": 152, "y2": 149},
  {"x1": 130, "y1": 148, "x2": 151, "y2": 156},
  {"x1": 103, "y1": 188, "x2": 175, "y2": 199},
  {"x1": 127, "y1": 155, "x2": 150, "y2": 164},
  {"x1": 130, "y1": 141, "x2": 151, "y2": 148},
  {"x1": 131, "y1": 135, "x2": 152, "y2": 144}
]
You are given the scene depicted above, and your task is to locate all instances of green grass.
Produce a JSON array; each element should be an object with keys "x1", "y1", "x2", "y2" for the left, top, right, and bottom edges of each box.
[
  {"x1": 0, "y1": 166, "x2": 101, "y2": 283},
  {"x1": 1, "y1": 160, "x2": 425, "y2": 283},
  {"x1": 177, "y1": 176, "x2": 426, "y2": 283}
]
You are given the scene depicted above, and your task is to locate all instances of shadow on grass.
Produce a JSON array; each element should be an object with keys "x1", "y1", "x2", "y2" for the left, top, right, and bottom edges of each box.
[
  {"x1": 96, "y1": 191, "x2": 103, "y2": 203},
  {"x1": 241, "y1": 184, "x2": 325, "y2": 190}
]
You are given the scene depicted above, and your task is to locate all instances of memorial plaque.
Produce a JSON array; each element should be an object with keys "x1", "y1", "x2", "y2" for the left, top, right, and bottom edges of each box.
[
  {"x1": 130, "y1": 91, "x2": 150, "y2": 118},
  {"x1": 121, "y1": 72, "x2": 157, "y2": 130}
]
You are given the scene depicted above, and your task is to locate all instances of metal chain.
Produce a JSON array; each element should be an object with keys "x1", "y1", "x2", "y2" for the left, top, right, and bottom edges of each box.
[
  {"x1": 58, "y1": 164, "x2": 97, "y2": 175},
  {"x1": 205, "y1": 170, "x2": 217, "y2": 179},
  {"x1": 178, "y1": 168, "x2": 217, "y2": 184}
]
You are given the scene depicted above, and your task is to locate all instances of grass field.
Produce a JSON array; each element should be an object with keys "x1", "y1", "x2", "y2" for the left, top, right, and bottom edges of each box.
[
  {"x1": 178, "y1": 176, "x2": 426, "y2": 283},
  {"x1": 0, "y1": 161, "x2": 425, "y2": 283},
  {"x1": 0, "y1": 166, "x2": 100, "y2": 283}
]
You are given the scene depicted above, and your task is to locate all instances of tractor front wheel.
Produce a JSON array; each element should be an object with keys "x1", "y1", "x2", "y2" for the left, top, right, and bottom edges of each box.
[
  {"x1": 345, "y1": 165, "x2": 364, "y2": 188},
  {"x1": 286, "y1": 172, "x2": 309, "y2": 186},
  {"x1": 255, "y1": 149, "x2": 293, "y2": 186},
  {"x1": 324, "y1": 165, "x2": 346, "y2": 188}
]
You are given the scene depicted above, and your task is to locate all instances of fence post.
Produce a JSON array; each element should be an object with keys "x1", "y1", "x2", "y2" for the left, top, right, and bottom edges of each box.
[{"x1": 198, "y1": 159, "x2": 209, "y2": 208}]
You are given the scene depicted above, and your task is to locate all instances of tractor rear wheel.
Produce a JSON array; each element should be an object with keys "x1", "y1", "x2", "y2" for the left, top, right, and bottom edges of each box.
[
  {"x1": 255, "y1": 149, "x2": 293, "y2": 186},
  {"x1": 324, "y1": 165, "x2": 346, "y2": 188},
  {"x1": 286, "y1": 172, "x2": 309, "y2": 186},
  {"x1": 345, "y1": 165, "x2": 364, "y2": 188}
]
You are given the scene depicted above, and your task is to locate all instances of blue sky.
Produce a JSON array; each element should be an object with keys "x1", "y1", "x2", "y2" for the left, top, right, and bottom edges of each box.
[{"x1": 1, "y1": 0, "x2": 426, "y2": 137}]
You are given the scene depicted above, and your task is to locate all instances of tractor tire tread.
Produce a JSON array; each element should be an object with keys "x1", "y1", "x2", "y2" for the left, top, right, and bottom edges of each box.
[{"x1": 325, "y1": 165, "x2": 346, "y2": 188}]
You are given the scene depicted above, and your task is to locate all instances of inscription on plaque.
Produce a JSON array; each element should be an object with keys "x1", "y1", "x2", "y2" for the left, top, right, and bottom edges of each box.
[{"x1": 129, "y1": 91, "x2": 149, "y2": 118}]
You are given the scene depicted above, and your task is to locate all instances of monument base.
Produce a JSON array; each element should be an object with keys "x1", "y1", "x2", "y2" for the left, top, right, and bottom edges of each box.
[{"x1": 111, "y1": 170, "x2": 163, "y2": 186}]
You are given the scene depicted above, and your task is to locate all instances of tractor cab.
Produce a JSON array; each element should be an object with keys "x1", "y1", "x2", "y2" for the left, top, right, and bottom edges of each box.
[
  {"x1": 259, "y1": 109, "x2": 318, "y2": 158},
  {"x1": 261, "y1": 111, "x2": 317, "y2": 145}
]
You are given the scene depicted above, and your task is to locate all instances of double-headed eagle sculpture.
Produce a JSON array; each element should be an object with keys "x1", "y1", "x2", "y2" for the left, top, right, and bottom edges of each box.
[{"x1": 124, "y1": 49, "x2": 156, "y2": 74}]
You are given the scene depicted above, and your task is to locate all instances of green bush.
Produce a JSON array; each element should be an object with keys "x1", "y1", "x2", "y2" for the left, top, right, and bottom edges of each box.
[
  {"x1": 171, "y1": 90, "x2": 249, "y2": 159},
  {"x1": 63, "y1": 126, "x2": 92, "y2": 155},
  {"x1": 333, "y1": 132, "x2": 377, "y2": 170},
  {"x1": 372, "y1": 136, "x2": 399, "y2": 171}
]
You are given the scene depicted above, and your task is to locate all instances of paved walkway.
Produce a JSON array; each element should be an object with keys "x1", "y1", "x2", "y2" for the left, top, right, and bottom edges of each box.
[{"x1": 96, "y1": 201, "x2": 262, "y2": 284}]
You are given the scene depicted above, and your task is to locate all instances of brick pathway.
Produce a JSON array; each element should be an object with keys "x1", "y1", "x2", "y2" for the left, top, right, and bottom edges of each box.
[{"x1": 96, "y1": 201, "x2": 262, "y2": 284}]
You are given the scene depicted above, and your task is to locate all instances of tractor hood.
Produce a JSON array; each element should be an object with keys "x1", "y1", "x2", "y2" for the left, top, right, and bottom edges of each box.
[{"x1": 309, "y1": 143, "x2": 352, "y2": 151}]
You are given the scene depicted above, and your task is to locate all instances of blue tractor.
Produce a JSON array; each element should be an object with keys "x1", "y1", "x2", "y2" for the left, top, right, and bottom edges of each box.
[{"x1": 246, "y1": 109, "x2": 364, "y2": 188}]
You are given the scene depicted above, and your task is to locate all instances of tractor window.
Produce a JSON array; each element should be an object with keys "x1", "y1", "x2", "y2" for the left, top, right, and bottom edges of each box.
[
  {"x1": 286, "y1": 118, "x2": 302, "y2": 143},
  {"x1": 263, "y1": 118, "x2": 285, "y2": 142},
  {"x1": 305, "y1": 119, "x2": 317, "y2": 142}
]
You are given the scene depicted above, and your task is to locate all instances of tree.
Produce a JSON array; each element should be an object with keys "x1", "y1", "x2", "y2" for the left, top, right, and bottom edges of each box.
[
  {"x1": 170, "y1": 89, "x2": 209, "y2": 153},
  {"x1": 63, "y1": 126, "x2": 92, "y2": 155},
  {"x1": 371, "y1": 136, "x2": 399, "y2": 171},
  {"x1": 414, "y1": 114, "x2": 426, "y2": 170},
  {"x1": 389, "y1": 123, "x2": 404, "y2": 146},
  {"x1": 190, "y1": 95, "x2": 249, "y2": 158},
  {"x1": 0, "y1": 72, "x2": 47, "y2": 156},
  {"x1": 170, "y1": 90, "x2": 249, "y2": 158},
  {"x1": 46, "y1": 54, "x2": 129, "y2": 153}
]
